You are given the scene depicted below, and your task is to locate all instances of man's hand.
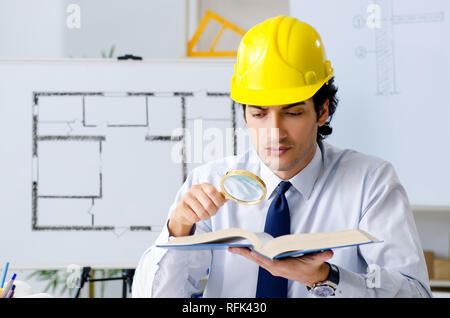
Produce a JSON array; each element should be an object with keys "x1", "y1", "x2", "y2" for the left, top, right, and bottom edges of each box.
[
  {"x1": 168, "y1": 183, "x2": 228, "y2": 237},
  {"x1": 228, "y1": 247, "x2": 333, "y2": 287}
]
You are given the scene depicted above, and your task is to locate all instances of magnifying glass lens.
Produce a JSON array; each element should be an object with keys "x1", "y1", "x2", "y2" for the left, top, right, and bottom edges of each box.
[
  {"x1": 223, "y1": 175, "x2": 264, "y2": 202},
  {"x1": 220, "y1": 170, "x2": 266, "y2": 205}
]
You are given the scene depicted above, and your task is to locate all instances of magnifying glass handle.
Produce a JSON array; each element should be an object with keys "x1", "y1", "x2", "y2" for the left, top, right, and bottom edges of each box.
[{"x1": 219, "y1": 191, "x2": 229, "y2": 201}]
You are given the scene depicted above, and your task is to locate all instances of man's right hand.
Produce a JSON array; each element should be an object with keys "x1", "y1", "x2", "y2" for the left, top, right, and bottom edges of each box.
[{"x1": 168, "y1": 183, "x2": 228, "y2": 237}]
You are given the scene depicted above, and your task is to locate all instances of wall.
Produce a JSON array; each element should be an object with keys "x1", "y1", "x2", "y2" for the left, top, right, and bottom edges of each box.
[{"x1": 0, "y1": 0, "x2": 65, "y2": 58}]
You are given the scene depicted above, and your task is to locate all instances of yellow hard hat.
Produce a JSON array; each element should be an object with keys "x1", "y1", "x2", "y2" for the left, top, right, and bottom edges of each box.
[{"x1": 230, "y1": 16, "x2": 334, "y2": 106}]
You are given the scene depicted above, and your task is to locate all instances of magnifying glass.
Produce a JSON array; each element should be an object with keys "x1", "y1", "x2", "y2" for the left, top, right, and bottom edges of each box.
[{"x1": 219, "y1": 170, "x2": 267, "y2": 205}]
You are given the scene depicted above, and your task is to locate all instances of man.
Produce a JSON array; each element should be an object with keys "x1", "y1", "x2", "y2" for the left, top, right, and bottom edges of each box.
[{"x1": 132, "y1": 16, "x2": 431, "y2": 297}]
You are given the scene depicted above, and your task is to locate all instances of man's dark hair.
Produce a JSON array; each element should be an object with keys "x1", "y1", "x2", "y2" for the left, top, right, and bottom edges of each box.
[{"x1": 241, "y1": 77, "x2": 338, "y2": 142}]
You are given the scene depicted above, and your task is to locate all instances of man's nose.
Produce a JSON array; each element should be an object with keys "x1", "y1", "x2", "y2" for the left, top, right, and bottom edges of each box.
[{"x1": 268, "y1": 112, "x2": 287, "y2": 139}]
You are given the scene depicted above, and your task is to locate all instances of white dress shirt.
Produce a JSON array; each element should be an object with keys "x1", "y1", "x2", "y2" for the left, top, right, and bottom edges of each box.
[{"x1": 132, "y1": 141, "x2": 432, "y2": 298}]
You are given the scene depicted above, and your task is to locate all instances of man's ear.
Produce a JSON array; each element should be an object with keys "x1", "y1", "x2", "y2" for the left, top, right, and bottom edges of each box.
[{"x1": 318, "y1": 99, "x2": 329, "y2": 126}]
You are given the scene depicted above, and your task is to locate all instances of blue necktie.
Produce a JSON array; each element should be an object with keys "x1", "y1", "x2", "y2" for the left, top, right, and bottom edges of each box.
[{"x1": 256, "y1": 181, "x2": 292, "y2": 298}]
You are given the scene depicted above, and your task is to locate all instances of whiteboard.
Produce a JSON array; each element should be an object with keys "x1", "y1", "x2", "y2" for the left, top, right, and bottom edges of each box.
[
  {"x1": 291, "y1": 0, "x2": 450, "y2": 206},
  {"x1": 0, "y1": 59, "x2": 249, "y2": 268},
  {"x1": 1, "y1": 4, "x2": 449, "y2": 268}
]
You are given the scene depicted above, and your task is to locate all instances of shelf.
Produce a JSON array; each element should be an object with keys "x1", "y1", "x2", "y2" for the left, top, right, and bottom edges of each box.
[
  {"x1": 412, "y1": 206, "x2": 450, "y2": 213},
  {"x1": 430, "y1": 280, "x2": 450, "y2": 288}
]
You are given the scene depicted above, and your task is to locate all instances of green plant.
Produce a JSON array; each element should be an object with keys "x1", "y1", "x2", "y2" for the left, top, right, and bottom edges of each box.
[
  {"x1": 26, "y1": 270, "x2": 71, "y2": 297},
  {"x1": 27, "y1": 268, "x2": 124, "y2": 297},
  {"x1": 101, "y1": 44, "x2": 116, "y2": 58}
]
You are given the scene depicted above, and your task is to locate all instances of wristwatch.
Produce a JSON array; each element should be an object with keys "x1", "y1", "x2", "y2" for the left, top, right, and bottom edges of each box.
[{"x1": 307, "y1": 262, "x2": 340, "y2": 297}]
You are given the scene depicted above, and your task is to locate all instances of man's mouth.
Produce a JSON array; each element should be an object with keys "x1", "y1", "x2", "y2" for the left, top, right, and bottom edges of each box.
[{"x1": 265, "y1": 145, "x2": 292, "y2": 155}]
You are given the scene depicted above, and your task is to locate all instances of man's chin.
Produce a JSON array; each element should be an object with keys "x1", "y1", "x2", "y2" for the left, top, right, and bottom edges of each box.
[{"x1": 261, "y1": 155, "x2": 295, "y2": 172}]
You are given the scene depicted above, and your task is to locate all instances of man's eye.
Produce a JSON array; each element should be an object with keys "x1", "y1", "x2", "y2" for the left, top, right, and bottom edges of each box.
[
  {"x1": 286, "y1": 112, "x2": 303, "y2": 116},
  {"x1": 251, "y1": 113, "x2": 266, "y2": 118}
]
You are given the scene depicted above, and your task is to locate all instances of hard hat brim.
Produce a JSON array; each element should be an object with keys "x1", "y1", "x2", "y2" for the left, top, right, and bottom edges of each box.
[{"x1": 230, "y1": 73, "x2": 333, "y2": 106}]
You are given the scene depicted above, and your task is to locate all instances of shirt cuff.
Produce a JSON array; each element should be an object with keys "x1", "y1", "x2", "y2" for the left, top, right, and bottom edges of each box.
[
  {"x1": 154, "y1": 220, "x2": 192, "y2": 264},
  {"x1": 333, "y1": 265, "x2": 368, "y2": 297}
]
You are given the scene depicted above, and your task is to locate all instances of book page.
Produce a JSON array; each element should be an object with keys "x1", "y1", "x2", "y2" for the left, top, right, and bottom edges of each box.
[
  {"x1": 260, "y1": 229, "x2": 380, "y2": 259},
  {"x1": 253, "y1": 232, "x2": 276, "y2": 247},
  {"x1": 158, "y1": 228, "x2": 269, "y2": 249}
]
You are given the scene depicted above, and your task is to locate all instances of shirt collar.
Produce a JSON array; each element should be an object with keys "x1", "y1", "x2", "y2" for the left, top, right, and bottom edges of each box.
[{"x1": 257, "y1": 143, "x2": 323, "y2": 200}]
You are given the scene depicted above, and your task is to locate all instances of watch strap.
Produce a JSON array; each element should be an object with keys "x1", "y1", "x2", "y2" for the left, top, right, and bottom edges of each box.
[
  {"x1": 327, "y1": 263, "x2": 340, "y2": 285},
  {"x1": 307, "y1": 262, "x2": 340, "y2": 292}
]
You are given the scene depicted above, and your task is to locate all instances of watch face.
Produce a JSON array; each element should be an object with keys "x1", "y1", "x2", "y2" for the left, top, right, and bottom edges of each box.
[{"x1": 312, "y1": 285, "x2": 335, "y2": 297}]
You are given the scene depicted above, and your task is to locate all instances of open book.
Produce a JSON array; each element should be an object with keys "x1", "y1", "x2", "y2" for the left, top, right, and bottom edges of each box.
[{"x1": 157, "y1": 228, "x2": 381, "y2": 260}]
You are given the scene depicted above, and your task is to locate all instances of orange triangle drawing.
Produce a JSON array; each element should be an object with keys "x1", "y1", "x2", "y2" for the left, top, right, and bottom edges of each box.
[{"x1": 187, "y1": 10, "x2": 246, "y2": 57}]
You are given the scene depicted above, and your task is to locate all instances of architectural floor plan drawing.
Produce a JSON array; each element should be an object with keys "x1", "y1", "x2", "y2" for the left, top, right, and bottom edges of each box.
[
  {"x1": 353, "y1": 0, "x2": 445, "y2": 95},
  {"x1": 32, "y1": 91, "x2": 238, "y2": 234}
]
